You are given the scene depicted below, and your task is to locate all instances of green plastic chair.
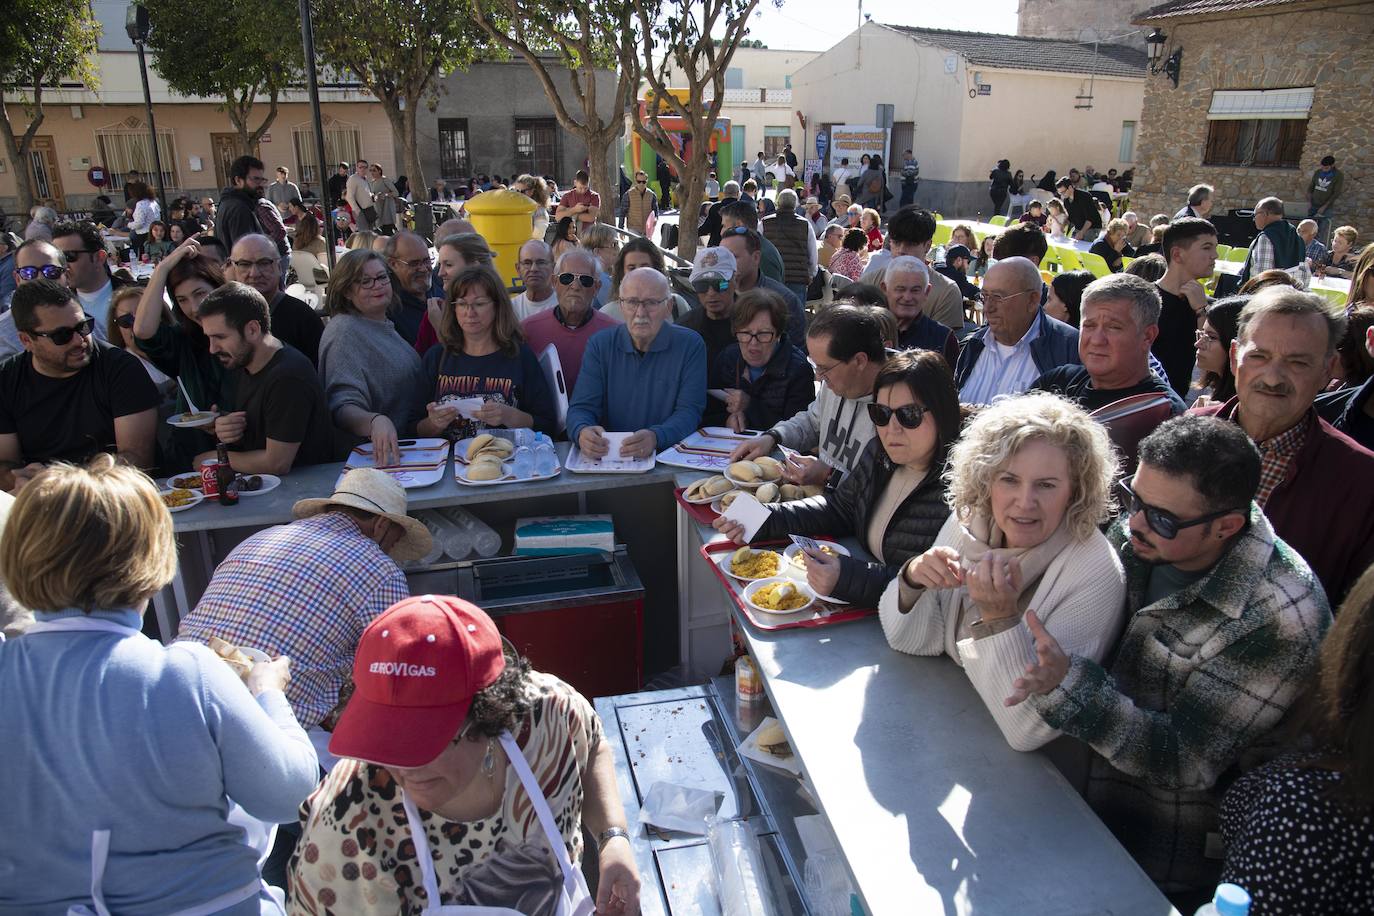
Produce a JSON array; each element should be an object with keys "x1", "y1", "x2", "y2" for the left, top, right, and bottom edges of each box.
[
  {"x1": 931, "y1": 212, "x2": 944, "y2": 222},
  {"x1": 1081, "y1": 251, "x2": 1112, "y2": 278},
  {"x1": 1055, "y1": 246, "x2": 1084, "y2": 272},
  {"x1": 989, "y1": 215, "x2": 1008, "y2": 227},
  {"x1": 1121, "y1": 256, "x2": 1135, "y2": 270},
  {"x1": 1312, "y1": 285, "x2": 1348, "y2": 307},
  {"x1": 1226, "y1": 247, "x2": 1249, "y2": 262},
  {"x1": 1215, "y1": 244, "x2": 1232, "y2": 260},
  {"x1": 1039, "y1": 246, "x2": 1060, "y2": 270},
  {"x1": 933, "y1": 224, "x2": 954, "y2": 247}
]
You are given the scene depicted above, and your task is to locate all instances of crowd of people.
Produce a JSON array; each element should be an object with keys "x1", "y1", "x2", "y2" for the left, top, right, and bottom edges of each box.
[{"x1": 0, "y1": 141, "x2": 1371, "y2": 915}]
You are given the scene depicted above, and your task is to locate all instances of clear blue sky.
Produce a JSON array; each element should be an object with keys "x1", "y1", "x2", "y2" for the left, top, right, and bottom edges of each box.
[{"x1": 747, "y1": 0, "x2": 1020, "y2": 51}]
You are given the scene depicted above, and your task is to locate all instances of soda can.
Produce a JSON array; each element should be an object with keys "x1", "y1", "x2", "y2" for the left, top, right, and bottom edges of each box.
[{"x1": 200, "y1": 458, "x2": 221, "y2": 497}]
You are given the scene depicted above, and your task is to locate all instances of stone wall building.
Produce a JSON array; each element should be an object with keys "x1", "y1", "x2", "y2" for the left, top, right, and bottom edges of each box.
[
  {"x1": 1018, "y1": 0, "x2": 1150, "y2": 49},
  {"x1": 1129, "y1": 0, "x2": 1373, "y2": 238}
]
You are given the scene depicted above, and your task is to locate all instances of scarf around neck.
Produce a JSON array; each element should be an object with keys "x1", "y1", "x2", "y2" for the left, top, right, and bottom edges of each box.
[{"x1": 947, "y1": 512, "x2": 1077, "y2": 639}]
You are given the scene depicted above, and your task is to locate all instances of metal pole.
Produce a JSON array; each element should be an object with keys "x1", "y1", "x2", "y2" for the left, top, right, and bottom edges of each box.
[
  {"x1": 134, "y1": 39, "x2": 168, "y2": 219},
  {"x1": 298, "y1": 0, "x2": 336, "y2": 267}
]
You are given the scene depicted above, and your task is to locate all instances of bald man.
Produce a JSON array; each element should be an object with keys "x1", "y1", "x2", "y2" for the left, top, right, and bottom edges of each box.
[
  {"x1": 954, "y1": 256, "x2": 1080, "y2": 405},
  {"x1": 227, "y1": 234, "x2": 324, "y2": 366}
]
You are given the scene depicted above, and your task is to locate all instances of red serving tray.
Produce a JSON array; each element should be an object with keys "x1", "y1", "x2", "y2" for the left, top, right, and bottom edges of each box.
[
  {"x1": 674, "y1": 487, "x2": 722, "y2": 526},
  {"x1": 699, "y1": 539, "x2": 878, "y2": 631}
]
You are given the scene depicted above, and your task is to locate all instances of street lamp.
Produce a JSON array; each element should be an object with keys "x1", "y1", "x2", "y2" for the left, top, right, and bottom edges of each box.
[
  {"x1": 1145, "y1": 28, "x2": 1183, "y2": 89},
  {"x1": 125, "y1": 4, "x2": 168, "y2": 217}
]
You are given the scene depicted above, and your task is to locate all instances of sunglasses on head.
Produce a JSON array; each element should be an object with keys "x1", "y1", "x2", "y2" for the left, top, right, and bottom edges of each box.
[
  {"x1": 866, "y1": 402, "x2": 927, "y2": 429},
  {"x1": 29, "y1": 316, "x2": 96, "y2": 346},
  {"x1": 558, "y1": 272, "x2": 595, "y2": 288},
  {"x1": 17, "y1": 264, "x2": 66, "y2": 281},
  {"x1": 1117, "y1": 477, "x2": 1239, "y2": 540},
  {"x1": 691, "y1": 278, "x2": 730, "y2": 294}
]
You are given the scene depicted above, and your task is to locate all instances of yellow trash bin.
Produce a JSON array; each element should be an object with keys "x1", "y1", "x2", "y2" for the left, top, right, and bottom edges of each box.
[{"x1": 464, "y1": 190, "x2": 539, "y2": 291}]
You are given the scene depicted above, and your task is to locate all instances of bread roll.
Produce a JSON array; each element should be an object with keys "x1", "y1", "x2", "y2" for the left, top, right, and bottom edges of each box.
[
  {"x1": 755, "y1": 482, "x2": 779, "y2": 504},
  {"x1": 754, "y1": 456, "x2": 783, "y2": 481},
  {"x1": 704, "y1": 475, "x2": 734, "y2": 496},
  {"x1": 779, "y1": 484, "x2": 805, "y2": 502},
  {"x1": 466, "y1": 434, "x2": 496, "y2": 461},
  {"x1": 728, "y1": 460, "x2": 761, "y2": 482},
  {"x1": 719, "y1": 491, "x2": 740, "y2": 510},
  {"x1": 467, "y1": 457, "x2": 505, "y2": 480}
]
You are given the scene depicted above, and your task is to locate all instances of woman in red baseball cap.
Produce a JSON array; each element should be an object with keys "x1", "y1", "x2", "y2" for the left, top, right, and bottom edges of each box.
[{"x1": 290, "y1": 595, "x2": 640, "y2": 915}]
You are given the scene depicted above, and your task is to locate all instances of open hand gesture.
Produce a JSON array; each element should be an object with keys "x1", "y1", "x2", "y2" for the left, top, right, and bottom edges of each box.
[{"x1": 1003, "y1": 610, "x2": 1070, "y2": 707}]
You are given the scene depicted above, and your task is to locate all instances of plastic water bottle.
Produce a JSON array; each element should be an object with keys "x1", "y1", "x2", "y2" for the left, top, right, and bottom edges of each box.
[
  {"x1": 534, "y1": 439, "x2": 559, "y2": 477},
  {"x1": 511, "y1": 445, "x2": 534, "y2": 479},
  {"x1": 1193, "y1": 883, "x2": 1251, "y2": 916},
  {"x1": 510, "y1": 428, "x2": 535, "y2": 448}
]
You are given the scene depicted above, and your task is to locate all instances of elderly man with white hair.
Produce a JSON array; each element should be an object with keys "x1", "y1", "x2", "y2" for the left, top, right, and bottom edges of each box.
[
  {"x1": 566, "y1": 267, "x2": 706, "y2": 457},
  {"x1": 762, "y1": 188, "x2": 817, "y2": 304},
  {"x1": 1122, "y1": 211, "x2": 1150, "y2": 249},
  {"x1": 954, "y1": 256, "x2": 1080, "y2": 405},
  {"x1": 1031, "y1": 273, "x2": 1185, "y2": 415},
  {"x1": 227, "y1": 233, "x2": 325, "y2": 366},
  {"x1": 522, "y1": 247, "x2": 616, "y2": 394},
  {"x1": 880, "y1": 256, "x2": 958, "y2": 369}
]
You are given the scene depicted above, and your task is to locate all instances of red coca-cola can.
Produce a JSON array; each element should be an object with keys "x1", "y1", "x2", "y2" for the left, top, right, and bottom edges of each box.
[{"x1": 200, "y1": 458, "x2": 221, "y2": 497}]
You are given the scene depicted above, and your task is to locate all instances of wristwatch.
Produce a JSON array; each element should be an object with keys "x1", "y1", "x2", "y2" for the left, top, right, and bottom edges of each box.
[{"x1": 597, "y1": 827, "x2": 630, "y2": 852}]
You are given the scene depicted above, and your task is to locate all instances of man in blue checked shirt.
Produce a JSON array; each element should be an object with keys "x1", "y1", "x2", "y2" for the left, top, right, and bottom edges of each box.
[{"x1": 177, "y1": 469, "x2": 431, "y2": 741}]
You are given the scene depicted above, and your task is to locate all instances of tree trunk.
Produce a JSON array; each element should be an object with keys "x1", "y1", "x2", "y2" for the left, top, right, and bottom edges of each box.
[
  {"x1": 392, "y1": 99, "x2": 431, "y2": 239},
  {"x1": 587, "y1": 133, "x2": 615, "y2": 229},
  {"x1": 0, "y1": 91, "x2": 46, "y2": 216},
  {"x1": 676, "y1": 165, "x2": 706, "y2": 261}
]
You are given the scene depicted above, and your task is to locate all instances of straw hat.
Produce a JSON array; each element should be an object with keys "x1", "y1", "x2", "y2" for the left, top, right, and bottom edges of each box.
[{"x1": 292, "y1": 468, "x2": 432, "y2": 563}]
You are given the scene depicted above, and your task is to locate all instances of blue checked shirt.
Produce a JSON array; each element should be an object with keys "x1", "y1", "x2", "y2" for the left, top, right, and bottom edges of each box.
[{"x1": 178, "y1": 513, "x2": 410, "y2": 727}]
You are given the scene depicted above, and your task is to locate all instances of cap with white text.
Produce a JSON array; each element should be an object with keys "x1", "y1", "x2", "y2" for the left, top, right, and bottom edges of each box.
[{"x1": 329, "y1": 595, "x2": 505, "y2": 767}]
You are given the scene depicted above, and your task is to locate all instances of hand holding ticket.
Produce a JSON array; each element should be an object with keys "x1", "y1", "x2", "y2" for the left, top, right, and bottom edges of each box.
[{"x1": 722, "y1": 491, "x2": 771, "y2": 543}]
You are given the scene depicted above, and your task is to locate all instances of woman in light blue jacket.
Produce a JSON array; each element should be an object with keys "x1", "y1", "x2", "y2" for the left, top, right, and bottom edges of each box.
[{"x1": 0, "y1": 455, "x2": 319, "y2": 915}]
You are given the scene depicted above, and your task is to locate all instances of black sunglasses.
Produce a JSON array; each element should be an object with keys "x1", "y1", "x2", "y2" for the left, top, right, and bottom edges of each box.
[
  {"x1": 62, "y1": 249, "x2": 100, "y2": 263},
  {"x1": 115, "y1": 313, "x2": 137, "y2": 329},
  {"x1": 29, "y1": 316, "x2": 96, "y2": 346},
  {"x1": 1117, "y1": 477, "x2": 1239, "y2": 540},
  {"x1": 17, "y1": 264, "x2": 66, "y2": 281},
  {"x1": 557, "y1": 272, "x2": 595, "y2": 288},
  {"x1": 691, "y1": 278, "x2": 730, "y2": 294},
  {"x1": 867, "y1": 402, "x2": 926, "y2": 429}
]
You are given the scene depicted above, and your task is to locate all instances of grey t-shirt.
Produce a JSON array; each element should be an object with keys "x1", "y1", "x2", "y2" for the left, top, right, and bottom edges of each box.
[{"x1": 317, "y1": 313, "x2": 425, "y2": 437}]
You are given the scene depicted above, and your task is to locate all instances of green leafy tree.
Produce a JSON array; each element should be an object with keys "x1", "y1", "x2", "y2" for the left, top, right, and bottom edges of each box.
[
  {"x1": 472, "y1": 0, "x2": 644, "y2": 221},
  {"x1": 0, "y1": 0, "x2": 100, "y2": 214},
  {"x1": 143, "y1": 0, "x2": 303, "y2": 158},
  {"x1": 311, "y1": 0, "x2": 488, "y2": 236},
  {"x1": 633, "y1": 0, "x2": 765, "y2": 259}
]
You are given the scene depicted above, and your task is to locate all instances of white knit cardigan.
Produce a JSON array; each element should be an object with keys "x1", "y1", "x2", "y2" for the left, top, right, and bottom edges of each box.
[{"x1": 878, "y1": 513, "x2": 1128, "y2": 751}]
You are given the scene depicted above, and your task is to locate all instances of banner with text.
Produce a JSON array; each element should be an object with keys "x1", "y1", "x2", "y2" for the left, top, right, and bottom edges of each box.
[{"x1": 828, "y1": 126, "x2": 890, "y2": 172}]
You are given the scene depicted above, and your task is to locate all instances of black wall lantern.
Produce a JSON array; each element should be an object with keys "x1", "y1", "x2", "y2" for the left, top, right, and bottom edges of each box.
[{"x1": 1146, "y1": 28, "x2": 1183, "y2": 89}]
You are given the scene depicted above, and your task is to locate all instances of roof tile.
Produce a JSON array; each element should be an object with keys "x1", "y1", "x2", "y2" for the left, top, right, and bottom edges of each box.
[
  {"x1": 882, "y1": 25, "x2": 1148, "y2": 78},
  {"x1": 1135, "y1": 0, "x2": 1305, "y2": 22}
]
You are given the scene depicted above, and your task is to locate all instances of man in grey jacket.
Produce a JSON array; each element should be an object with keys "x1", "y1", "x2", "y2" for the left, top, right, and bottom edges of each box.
[{"x1": 729, "y1": 304, "x2": 883, "y2": 488}]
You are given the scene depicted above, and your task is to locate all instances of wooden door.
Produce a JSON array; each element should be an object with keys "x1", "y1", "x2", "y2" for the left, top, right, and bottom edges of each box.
[
  {"x1": 210, "y1": 133, "x2": 250, "y2": 191},
  {"x1": 27, "y1": 136, "x2": 65, "y2": 209}
]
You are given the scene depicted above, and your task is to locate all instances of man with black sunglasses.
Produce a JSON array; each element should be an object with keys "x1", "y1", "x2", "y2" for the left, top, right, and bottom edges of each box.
[
  {"x1": 678, "y1": 247, "x2": 738, "y2": 368},
  {"x1": 0, "y1": 279, "x2": 158, "y2": 491},
  {"x1": 52, "y1": 221, "x2": 132, "y2": 341},
  {"x1": 1007, "y1": 415, "x2": 1331, "y2": 899},
  {"x1": 521, "y1": 248, "x2": 616, "y2": 394},
  {"x1": 0, "y1": 239, "x2": 76, "y2": 360}
]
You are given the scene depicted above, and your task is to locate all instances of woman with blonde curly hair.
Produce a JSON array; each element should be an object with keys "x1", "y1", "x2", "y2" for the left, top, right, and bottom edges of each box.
[{"x1": 878, "y1": 391, "x2": 1128, "y2": 751}]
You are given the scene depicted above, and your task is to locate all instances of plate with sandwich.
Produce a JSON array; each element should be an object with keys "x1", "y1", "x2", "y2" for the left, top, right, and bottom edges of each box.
[
  {"x1": 723, "y1": 456, "x2": 784, "y2": 489},
  {"x1": 207, "y1": 635, "x2": 269, "y2": 681},
  {"x1": 682, "y1": 474, "x2": 735, "y2": 504},
  {"x1": 740, "y1": 716, "x2": 801, "y2": 776},
  {"x1": 454, "y1": 433, "x2": 559, "y2": 486}
]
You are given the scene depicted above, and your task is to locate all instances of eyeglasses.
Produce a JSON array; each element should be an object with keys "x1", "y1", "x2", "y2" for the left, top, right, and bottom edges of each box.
[
  {"x1": 28, "y1": 316, "x2": 96, "y2": 346},
  {"x1": 356, "y1": 274, "x2": 391, "y2": 289},
  {"x1": 735, "y1": 329, "x2": 777, "y2": 345},
  {"x1": 1117, "y1": 477, "x2": 1239, "y2": 540},
  {"x1": 230, "y1": 258, "x2": 277, "y2": 273},
  {"x1": 390, "y1": 256, "x2": 431, "y2": 270},
  {"x1": 982, "y1": 289, "x2": 1036, "y2": 309},
  {"x1": 558, "y1": 272, "x2": 595, "y2": 288},
  {"x1": 115, "y1": 313, "x2": 137, "y2": 329},
  {"x1": 518, "y1": 258, "x2": 552, "y2": 269},
  {"x1": 61, "y1": 249, "x2": 100, "y2": 263},
  {"x1": 692, "y1": 278, "x2": 730, "y2": 294},
  {"x1": 635, "y1": 179, "x2": 648, "y2": 185},
  {"x1": 1194, "y1": 329, "x2": 1220, "y2": 346},
  {"x1": 454, "y1": 297, "x2": 493, "y2": 312},
  {"x1": 16, "y1": 264, "x2": 66, "y2": 281},
  {"x1": 620, "y1": 297, "x2": 666, "y2": 313},
  {"x1": 867, "y1": 402, "x2": 927, "y2": 429},
  {"x1": 809, "y1": 355, "x2": 851, "y2": 381}
]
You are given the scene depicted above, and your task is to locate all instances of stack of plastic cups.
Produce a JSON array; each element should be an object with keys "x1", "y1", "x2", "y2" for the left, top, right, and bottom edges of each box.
[
  {"x1": 417, "y1": 509, "x2": 472, "y2": 561},
  {"x1": 435, "y1": 505, "x2": 500, "y2": 557},
  {"x1": 408, "y1": 513, "x2": 448, "y2": 567}
]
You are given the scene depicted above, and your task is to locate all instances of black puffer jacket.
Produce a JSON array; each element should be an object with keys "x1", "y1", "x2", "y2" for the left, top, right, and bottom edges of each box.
[
  {"x1": 757, "y1": 438, "x2": 950, "y2": 607},
  {"x1": 706, "y1": 336, "x2": 813, "y2": 430}
]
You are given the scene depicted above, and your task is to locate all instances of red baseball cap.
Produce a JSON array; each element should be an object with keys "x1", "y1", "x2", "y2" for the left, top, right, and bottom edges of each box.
[{"x1": 329, "y1": 595, "x2": 506, "y2": 768}]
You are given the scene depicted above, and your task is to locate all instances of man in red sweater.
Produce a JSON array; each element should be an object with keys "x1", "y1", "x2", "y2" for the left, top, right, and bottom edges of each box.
[
  {"x1": 1191, "y1": 287, "x2": 1374, "y2": 603},
  {"x1": 521, "y1": 247, "x2": 616, "y2": 400}
]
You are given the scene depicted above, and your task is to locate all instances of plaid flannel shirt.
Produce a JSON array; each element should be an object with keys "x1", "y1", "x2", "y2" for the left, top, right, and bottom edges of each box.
[
  {"x1": 1030, "y1": 506, "x2": 1331, "y2": 893},
  {"x1": 178, "y1": 513, "x2": 410, "y2": 727},
  {"x1": 1253, "y1": 411, "x2": 1310, "y2": 506}
]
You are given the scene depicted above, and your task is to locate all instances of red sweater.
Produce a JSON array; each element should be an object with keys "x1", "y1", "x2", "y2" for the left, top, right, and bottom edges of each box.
[
  {"x1": 521, "y1": 307, "x2": 617, "y2": 396},
  {"x1": 1191, "y1": 399, "x2": 1374, "y2": 604}
]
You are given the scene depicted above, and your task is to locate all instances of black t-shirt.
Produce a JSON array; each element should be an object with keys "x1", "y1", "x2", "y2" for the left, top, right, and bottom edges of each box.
[
  {"x1": 1152, "y1": 284, "x2": 1203, "y2": 396},
  {"x1": 678, "y1": 308, "x2": 736, "y2": 370},
  {"x1": 413, "y1": 343, "x2": 557, "y2": 441},
  {"x1": 230, "y1": 344, "x2": 334, "y2": 466},
  {"x1": 1031, "y1": 364, "x2": 1186, "y2": 415},
  {"x1": 271, "y1": 292, "x2": 324, "y2": 368},
  {"x1": 0, "y1": 340, "x2": 159, "y2": 464}
]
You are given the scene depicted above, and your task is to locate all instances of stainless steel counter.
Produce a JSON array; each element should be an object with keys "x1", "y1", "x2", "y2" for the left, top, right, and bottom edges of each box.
[{"x1": 677, "y1": 510, "x2": 1178, "y2": 916}]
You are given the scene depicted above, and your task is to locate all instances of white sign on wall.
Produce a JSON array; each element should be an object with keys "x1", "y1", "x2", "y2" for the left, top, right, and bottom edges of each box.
[{"x1": 828, "y1": 125, "x2": 890, "y2": 172}]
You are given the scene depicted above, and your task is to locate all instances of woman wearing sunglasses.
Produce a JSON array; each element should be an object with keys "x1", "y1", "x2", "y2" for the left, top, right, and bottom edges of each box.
[
  {"x1": 705, "y1": 288, "x2": 813, "y2": 433},
  {"x1": 714, "y1": 350, "x2": 960, "y2": 608},
  {"x1": 879, "y1": 391, "x2": 1127, "y2": 751},
  {"x1": 107, "y1": 286, "x2": 174, "y2": 397},
  {"x1": 413, "y1": 265, "x2": 556, "y2": 442}
]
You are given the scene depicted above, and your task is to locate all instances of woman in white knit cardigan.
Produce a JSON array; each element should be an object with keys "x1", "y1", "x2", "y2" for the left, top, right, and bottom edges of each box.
[{"x1": 878, "y1": 392, "x2": 1127, "y2": 751}]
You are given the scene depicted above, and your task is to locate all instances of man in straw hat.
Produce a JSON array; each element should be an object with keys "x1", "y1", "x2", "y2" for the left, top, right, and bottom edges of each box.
[{"x1": 178, "y1": 468, "x2": 430, "y2": 742}]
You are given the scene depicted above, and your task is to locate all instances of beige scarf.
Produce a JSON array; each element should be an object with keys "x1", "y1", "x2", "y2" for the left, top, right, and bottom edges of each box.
[{"x1": 947, "y1": 512, "x2": 1076, "y2": 640}]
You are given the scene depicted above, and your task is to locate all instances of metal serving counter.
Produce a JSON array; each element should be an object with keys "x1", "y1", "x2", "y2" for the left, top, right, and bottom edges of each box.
[{"x1": 624, "y1": 493, "x2": 1180, "y2": 915}]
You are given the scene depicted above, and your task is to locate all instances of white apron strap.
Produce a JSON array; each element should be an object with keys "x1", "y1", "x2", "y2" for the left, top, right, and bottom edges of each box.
[
  {"x1": 401, "y1": 791, "x2": 446, "y2": 911},
  {"x1": 64, "y1": 829, "x2": 113, "y2": 916},
  {"x1": 496, "y1": 732, "x2": 594, "y2": 916}
]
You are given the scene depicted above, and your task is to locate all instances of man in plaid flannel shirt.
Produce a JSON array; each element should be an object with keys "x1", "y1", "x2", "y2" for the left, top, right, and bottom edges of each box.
[{"x1": 1006, "y1": 416, "x2": 1331, "y2": 897}]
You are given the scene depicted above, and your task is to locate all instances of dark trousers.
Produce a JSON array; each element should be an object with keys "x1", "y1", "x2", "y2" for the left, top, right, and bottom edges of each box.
[{"x1": 990, "y1": 191, "x2": 1008, "y2": 217}]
